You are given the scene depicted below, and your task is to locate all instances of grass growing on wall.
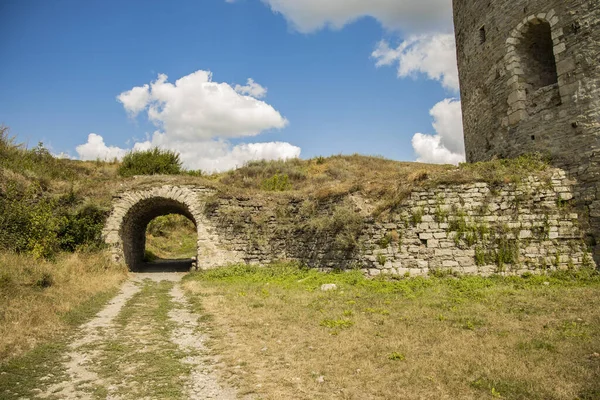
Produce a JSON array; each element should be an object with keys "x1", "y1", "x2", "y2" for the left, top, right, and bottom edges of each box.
[{"x1": 183, "y1": 263, "x2": 600, "y2": 400}]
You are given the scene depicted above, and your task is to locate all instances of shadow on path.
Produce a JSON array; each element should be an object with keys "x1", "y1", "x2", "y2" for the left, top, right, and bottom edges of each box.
[{"x1": 135, "y1": 259, "x2": 194, "y2": 273}]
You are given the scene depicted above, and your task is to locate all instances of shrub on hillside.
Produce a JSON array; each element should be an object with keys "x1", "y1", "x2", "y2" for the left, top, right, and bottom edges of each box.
[
  {"x1": 0, "y1": 128, "x2": 107, "y2": 259},
  {"x1": 0, "y1": 178, "x2": 107, "y2": 259},
  {"x1": 146, "y1": 214, "x2": 194, "y2": 237},
  {"x1": 118, "y1": 148, "x2": 182, "y2": 177},
  {"x1": 262, "y1": 173, "x2": 292, "y2": 191}
]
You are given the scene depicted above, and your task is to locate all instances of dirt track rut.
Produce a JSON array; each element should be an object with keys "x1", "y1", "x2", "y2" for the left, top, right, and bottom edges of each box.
[{"x1": 37, "y1": 273, "x2": 238, "y2": 400}]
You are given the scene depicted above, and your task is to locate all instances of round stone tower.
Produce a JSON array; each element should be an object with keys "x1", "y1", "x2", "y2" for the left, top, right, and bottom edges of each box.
[{"x1": 453, "y1": 0, "x2": 600, "y2": 261}]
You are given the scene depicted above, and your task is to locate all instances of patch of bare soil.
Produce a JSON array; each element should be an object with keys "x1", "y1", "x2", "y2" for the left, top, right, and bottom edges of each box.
[{"x1": 169, "y1": 284, "x2": 238, "y2": 399}]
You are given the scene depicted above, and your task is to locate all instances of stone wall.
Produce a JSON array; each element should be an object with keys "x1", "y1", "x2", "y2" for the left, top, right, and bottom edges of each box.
[
  {"x1": 104, "y1": 171, "x2": 595, "y2": 275},
  {"x1": 203, "y1": 169, "x2": 594, "y2": 276},
  {"x1": 452, "y1": 0, "x2": 600, "y2": 262}
]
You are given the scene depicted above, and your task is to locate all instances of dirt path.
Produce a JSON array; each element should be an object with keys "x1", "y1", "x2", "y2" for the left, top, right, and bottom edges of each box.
[{"x1": 37, "y1": 273, "x2": 240, "y2": 400}]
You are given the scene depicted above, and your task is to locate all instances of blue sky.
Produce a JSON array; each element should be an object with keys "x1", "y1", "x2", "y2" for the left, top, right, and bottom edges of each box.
[{"x1": 0, "y1": 0, "x2": 464, "y2": 171}]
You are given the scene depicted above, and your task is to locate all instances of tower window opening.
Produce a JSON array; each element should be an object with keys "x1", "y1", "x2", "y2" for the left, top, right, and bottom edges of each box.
[
  {"x1": 479, "y1": 26, "x2": 486, "y2": 44},
  {"x1": 516, "y1": 20, "x2": 558, "y2": 91}
]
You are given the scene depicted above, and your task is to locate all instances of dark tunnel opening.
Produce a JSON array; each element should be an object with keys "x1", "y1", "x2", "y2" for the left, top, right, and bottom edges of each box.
[{"x1": 120, "y1": 197, "x2": 198, "y2": 272}]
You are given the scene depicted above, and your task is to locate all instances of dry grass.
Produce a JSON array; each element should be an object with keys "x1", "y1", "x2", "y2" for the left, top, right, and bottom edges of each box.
[
  {"x1": 204, "y1": 154, "x2": 552, "y2": 217},
  {"x1": 183, "y1": 264, "x2": 600, "y2": 400},
  {"x1": 3, "y1": 150, "x2": 550, "y2": 216},
  {"x1": 0, "y1": 251, "x2": 127, "y2": 362},
  {"x1": 52, "y1": 153, "x2": 549, "y2": 214}
]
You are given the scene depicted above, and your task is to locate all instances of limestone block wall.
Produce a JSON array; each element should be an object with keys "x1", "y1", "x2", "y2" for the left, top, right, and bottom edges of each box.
[
  {"x1": 357, "y1": 171, "x2": 590, "y2": 277},
  {"x1": 452, "y1": 0, "x2": 600, "y2": 261},
  {"x1": 205, "y1": 169, "x2": 595, "y2": 276},
  {"x1": 104, "y1": 170, "x2": 596, "y2": 275}
]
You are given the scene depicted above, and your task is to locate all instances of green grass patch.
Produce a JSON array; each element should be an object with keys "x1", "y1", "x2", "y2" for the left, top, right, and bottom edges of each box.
[{"x1": 183, "y1": 262, "x2": 600, "y2": 399}]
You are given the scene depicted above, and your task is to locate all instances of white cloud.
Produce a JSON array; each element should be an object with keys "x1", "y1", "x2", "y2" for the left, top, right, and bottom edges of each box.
[
  {"x1": 120, "y1": 70, "x2": 287, "y2": 141},
  {"x1": 234, "y1": 78, "x2": 268, "y2": 98},
  {"x1": 372, "y1": 34, "x2": 459, "y2": 91},
  {"x1": 76, "y1": 133, "x2": 128, "y2": 161},
  {"x1": 258, "y1": 0, "x2": 453, "y2": 34},
  {"x1": 412, "y1": 98, "x2": 465, "y2": 165},
  {"x1": 53, "y1": 152, "x2": 73, "y2": 159},
  {"x1": 116, "y1": 84, "x2": 150, "y2": 117},
  {"x1": 76, "y1": 70, "x2": 299, "y2": 171}
]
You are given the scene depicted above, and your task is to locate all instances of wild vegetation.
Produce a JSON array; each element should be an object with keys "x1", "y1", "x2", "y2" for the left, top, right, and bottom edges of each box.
[
  {"x1": 0, "y1": 252, "x2": 126, "y2": 361},
  {"x1": 217, "y1": 153, "x2": 551, "y2": 212},
  {"x1": 183, "y1": 263, "x2": 600, "y2": 400},
  {"x1": 0, "y1": 127, "x2": 128, "y2": 362},
  {"x1": 118, "y1": 147, "x2": 183, "y2": 177},
  {"x1": 0, "y1": 124, "x2": 554, "y2": 260}
]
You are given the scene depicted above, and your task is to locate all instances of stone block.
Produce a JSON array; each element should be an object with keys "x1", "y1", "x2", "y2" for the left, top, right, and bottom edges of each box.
[
  {"x1": 519, "y1": 230, "x2": 532, "y2": 239},
  {"x1": 508, "y1": 110, "x2": 527, "y2": 125},
  {"x1": 442, "y1": 260, "x2": 459, "y2": 268},
  {"x1": 419, "y1": 232, "x2": 433, "y2": 240}
]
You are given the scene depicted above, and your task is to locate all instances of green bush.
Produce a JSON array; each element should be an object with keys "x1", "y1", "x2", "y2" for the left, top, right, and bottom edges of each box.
[
  {"x1": 261, "y1": 173, "x2": 292, "y2": 191},
  {"x1": 57, "y1": 204, "x2": 107, "y2": 252},
  {"x1": 306, "y1": 204, "x2": 365, "y2": 253},
  {"x1": 118, "y1": 148, "x2": 182, "y2": 177},
  {"x1": 146, "y1": 214, "x2": 194, "y2": 237},
  {"x1": 0, "y1": 178, "x2": 107, "y2": 259},
  {"x1": 0, "y1": 133, "x2": 106, "y2": 258}
]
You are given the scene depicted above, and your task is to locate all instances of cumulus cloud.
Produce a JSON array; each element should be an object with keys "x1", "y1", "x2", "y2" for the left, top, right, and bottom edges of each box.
[
  {"x1": 234, "y1": 78, "x2": 267, "y2": 98},
  {"x1": 76, "y1": 70, "x2": 298, "y2": 171},
  {"x1": 258, "y1": 0, "x2": 453, "y2": 33},
  {"x1": 76, "y1": 133, "x2": 128, "y2": 161},
  {"x1": 239, "y1": 0, "x2": 464, "y2": 164},
  {"x1": 372, "y1": 34, "x2": 459, "y2": 91},
  {"x1": 411, "y1": 98, "x2": 465, "y2": 165},
  {"x1": 117, "y1": 84, "x2": 150, "y2": 117},
  {"x1": 117, "y1": 70, "x2": 287, "y2": 141},
  {"x1": 53, "y1": 152, "x2": 73, "y2": 159}
]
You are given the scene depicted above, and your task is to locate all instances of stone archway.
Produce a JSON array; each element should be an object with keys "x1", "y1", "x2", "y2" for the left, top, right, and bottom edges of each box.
[{"x1": 103, "y1": 185, "x2": 238, "y2": 271}]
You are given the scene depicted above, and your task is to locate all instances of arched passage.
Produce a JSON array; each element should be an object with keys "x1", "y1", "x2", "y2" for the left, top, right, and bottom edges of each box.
[
  {"x1": 103, "y1": 185, "x2": 239, "y2": 271},
  {"x1": 121, "y1": 197, "x2": 197, "y2": 270}
]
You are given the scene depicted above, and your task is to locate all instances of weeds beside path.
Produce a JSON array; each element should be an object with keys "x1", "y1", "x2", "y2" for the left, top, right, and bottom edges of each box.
[
  {"x1": 1, "y1": 272, "x2": 242, "y2": 400},
  {"x1": 4, "y1": 264, "x2": 600, "y2": 399}
]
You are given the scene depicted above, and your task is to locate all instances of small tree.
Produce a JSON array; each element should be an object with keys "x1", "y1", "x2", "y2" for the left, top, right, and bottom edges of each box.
[{"x1": 118, "y1": 148, "x2": 182, "y2": 177}]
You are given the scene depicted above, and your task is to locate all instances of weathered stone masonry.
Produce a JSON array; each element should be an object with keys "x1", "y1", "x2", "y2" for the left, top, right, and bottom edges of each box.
[
  {"x1": 453, "y1": 0, "x2": 600, "y2": 262},
  {"x1": 103, "y1": 169, "x2": 596, "y2": 275}
]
